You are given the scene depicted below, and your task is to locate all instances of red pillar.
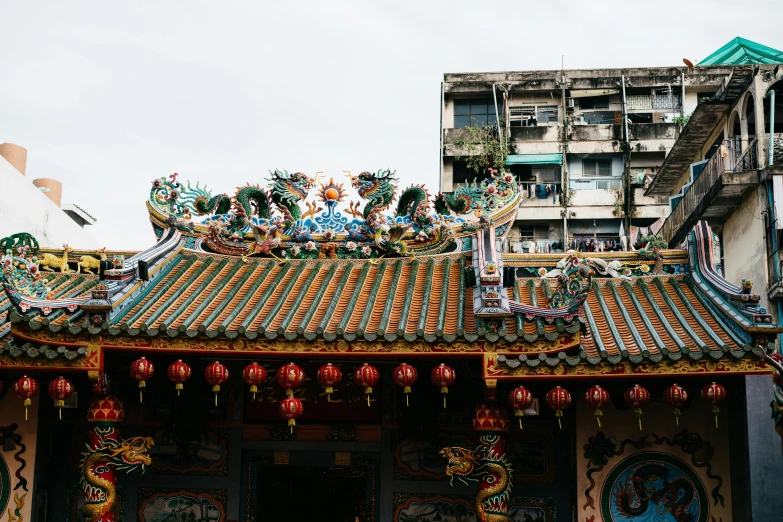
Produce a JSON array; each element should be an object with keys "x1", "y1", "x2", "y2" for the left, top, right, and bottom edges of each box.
[{"x1": 442, "y1": 401, "x2": 512, "y2": 522}]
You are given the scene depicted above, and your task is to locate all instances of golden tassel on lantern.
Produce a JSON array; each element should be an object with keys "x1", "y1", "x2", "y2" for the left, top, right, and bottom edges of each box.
[
  {"x1": 713, "y1": 406, "x2": 720, "y2": 429},
  {"x1": 555, "y1": 410, "x2": 563, "y2": 430},
  {"x1": 594, "y1": 409, "x2": 602, "y2": 428},
  {"x1": 23, "y1": 398, "x2": 31, "y2": 421},
  {"x1": 634, "y1": 407, "x2": 643, "y2": 431},
  {"x1": 441, "y1": 387, "x2": 448, "y2": 408}
]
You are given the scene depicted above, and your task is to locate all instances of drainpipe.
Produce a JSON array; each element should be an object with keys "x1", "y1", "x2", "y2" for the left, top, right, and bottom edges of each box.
[
  {"x1": 769, "y1": 88, "x2": 776, "y2": 167},
  {"x1": 621, "y1": 75, "x2": 631, "y2": 247},
  {"x1": 561, "y1": 68, "x2": 569, "y2": 244},
  {"x1": 439, "y1": 81, "x2": 445, "y2": 193},
  {"x1": 492, "y1": 84, "x2": 503, "y2": 152},
  {"x1": 681, "y1": 73, "x2": 686, "y2": 119}
]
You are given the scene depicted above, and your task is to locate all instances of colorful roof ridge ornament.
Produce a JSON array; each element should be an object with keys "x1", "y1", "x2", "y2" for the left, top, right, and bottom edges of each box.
[
  {"x1": 147, "y1": 167, "x2": 521, "y2": 261},
  {"x1": 431, "y1": 363, "x2": 456, "y2": 408}
]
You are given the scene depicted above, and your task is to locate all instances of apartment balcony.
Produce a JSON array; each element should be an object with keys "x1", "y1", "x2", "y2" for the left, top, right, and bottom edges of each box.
[
  {"x1": 628, "y1": 122, "x2": 677, "y2": 141},
  {"x1": 659, "y1": 140, "x2": 759, "y2": 246}
]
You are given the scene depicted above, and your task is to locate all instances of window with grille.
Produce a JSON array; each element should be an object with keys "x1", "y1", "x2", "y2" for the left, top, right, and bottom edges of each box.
[
  {"x1": 455, "y1": 99, "x2": 497, "y2": 128},
  {"x1": 583, "y1": 159, "x2": 613, "y2": 177}
]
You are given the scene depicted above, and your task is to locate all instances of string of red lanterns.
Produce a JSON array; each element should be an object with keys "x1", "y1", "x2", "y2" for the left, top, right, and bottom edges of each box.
[{"x1": 3, "y1": 361, "x2": 731, "y2": 432}]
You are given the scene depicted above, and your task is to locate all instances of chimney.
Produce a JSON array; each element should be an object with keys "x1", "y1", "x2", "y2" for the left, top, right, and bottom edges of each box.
[
  {"x1": 0, "y1": 143, "x2": 28, "y2": 175},
  {"x1": 32, "y1": 178, "x2": 63, "y2": 207}
]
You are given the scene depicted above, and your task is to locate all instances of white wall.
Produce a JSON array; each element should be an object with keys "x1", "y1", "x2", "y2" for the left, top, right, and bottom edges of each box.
[{"x1": 0, "y1": 155, "x2": 100, "y2": 248}]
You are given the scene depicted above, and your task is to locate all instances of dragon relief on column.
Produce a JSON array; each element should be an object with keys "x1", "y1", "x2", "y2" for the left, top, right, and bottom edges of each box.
[
  {"x1": 80, "y1": 428, "x2": 154, "y2": 522},
  {"x1": 441, "y1": 434, "x2": 512, "y2": 522},
  {"x1": 760, "y1": 350, "x2": 783, "y2": 438}
]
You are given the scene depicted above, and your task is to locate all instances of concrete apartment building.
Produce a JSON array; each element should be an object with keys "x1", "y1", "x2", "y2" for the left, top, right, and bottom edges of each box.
[{"x1": 439, "y1": 55, "x2": 735, "y2": 254}]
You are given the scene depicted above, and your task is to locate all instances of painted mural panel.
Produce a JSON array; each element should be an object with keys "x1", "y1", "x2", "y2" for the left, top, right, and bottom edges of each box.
[
  {"x1": 394, "y1": 428, "x2": 555, "y2": 483},
  {"x1": 147, "y1": 427, "x2": 229, "y2": 476},
  {"x1": 0, "y1": 420, "x2": 34, "y2": 522},
  {"x1": 600, "y1": 452, "x2": 708, "y2": 522},
  {"x1": 136, "y1": 489, "x2": 227, "y2": 522},
  {"x1": 393, "y1": 493, "x2": 555, "y2": 522}
]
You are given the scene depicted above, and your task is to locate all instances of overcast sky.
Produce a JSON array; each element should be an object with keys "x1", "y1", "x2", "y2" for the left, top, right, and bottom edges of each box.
[{"x1": 2, "y1": 1, "x2": 781, "y2": 249}]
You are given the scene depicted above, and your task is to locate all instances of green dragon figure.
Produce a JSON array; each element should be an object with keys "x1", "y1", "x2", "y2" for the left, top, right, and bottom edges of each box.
[
  {"x1": 195, "y1": 170, "x2": 313, "y2": 228},
  {"x1": 434, "y1": 181, "x2": 485, "y2": 215},
  {"x1": 351, "y1": 170, "x2": 435, "y2": 231},
  {"x1": 81, "y1": 429, "x2": 154, "y2": 522}
]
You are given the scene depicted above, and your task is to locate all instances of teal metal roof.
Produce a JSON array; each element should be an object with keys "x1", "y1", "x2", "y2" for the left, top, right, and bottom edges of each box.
[
  {"x1": 506, "y1": 153, "x2": 563, "y2": 166},
  {"x1": 699, "y1": 37, "x2": 783, "y2": 65}
]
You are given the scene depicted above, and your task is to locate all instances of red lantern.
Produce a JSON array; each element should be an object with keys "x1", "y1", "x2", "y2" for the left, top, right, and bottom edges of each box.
[
  {"x1": 546, "y1": 386, "x2": 571, "y2": 430},
  {"x1": 277, "y1": 362, "x2": 305, "y2": 398},
  {"x1": 585, "y1": 385, "x2": 610, "y2": 428},
  {"x1": 431, "y1": 363, "x2": 456, "y2": 408},
  {"x1": 624, "y1": 384, "x2": 651, "y2": 431},
  {"x1": 130, "y1": 357, "x2": 155, "y2": 403},
  {"x1": 242, "y1": 363, "x2": 267, "y2": 400},
  {"x1": 14, "y1": 376, "x2": 39, "y2": 421},
  {"x1": 393, "y1": 363, "x2": 418, "y2": 406},
  {"x1": 279, "y1": 396, "x2": 304, "y2": 433},
  {"x1": 204, "y1": 361, "x2": 229, "y2": 406},
  {"x1": 167, "y1": 359, "x2": 192, "y2": 395},
  {"x1": 508, "y1": 386, "x2": 534, "y2": 429},
  {"x1": 354, "y1": 363, "x2": 380, "y2": 407},
  {"x1": 701, "y1": 382, "x2": 727, "y2": 428},
  {"x1": 317, "y1": 363, "x2": 342, "y2": 402},
  {"x1": 663, "y1": 383, "x2": 689, "y2": 426},
  {"x1": 47, "y1": 376, "x2": 74, "y2": 420}
]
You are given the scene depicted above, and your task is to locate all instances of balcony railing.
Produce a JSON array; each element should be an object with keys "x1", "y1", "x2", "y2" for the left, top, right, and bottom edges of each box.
[{"x1": 659, "y1": 138, "x2": 758, "y2": 244}]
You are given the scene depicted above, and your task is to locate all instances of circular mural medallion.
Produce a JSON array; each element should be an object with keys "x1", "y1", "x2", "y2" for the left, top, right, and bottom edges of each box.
[
  {"x1": 0, "y1": 454, "x2": 10, "y2": 515},
  {"x1": 601, "y1": 452, "x2": 708, "y2": 522}
]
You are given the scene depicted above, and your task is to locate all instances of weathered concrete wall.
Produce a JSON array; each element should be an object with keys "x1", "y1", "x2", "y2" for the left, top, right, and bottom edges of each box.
[
  {"x1": 575, "y1": 385, "x2": 733, "y2": 522},
  {"x1": 0, "y1": 155, "x2": 100, "y2": 248},
  {"x1": 0, "y1": 389, "x2": 39, "y2": 522},
  {"x1": 722, "y1": 186, "x2": 769, "y2": 310}
]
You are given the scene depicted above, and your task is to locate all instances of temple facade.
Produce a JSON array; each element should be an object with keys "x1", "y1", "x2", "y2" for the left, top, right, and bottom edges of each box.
[{"x1": 1, "y1": 168, "x2": 782, "y2": 522}]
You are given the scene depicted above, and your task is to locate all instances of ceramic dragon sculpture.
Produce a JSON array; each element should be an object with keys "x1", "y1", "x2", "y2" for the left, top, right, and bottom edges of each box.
[
  {"x1": 434, "y1": 180, "x2": 486, "y2": 215},
  {"x1": 80, "y1": 427, "x2": 154, "y2": 522},
  {"x1": 350, "y1": 170, "x2": 432, "y2": 227},
  {"x1": 441, "y1": 433, "x2": 513, "y2": 522},
  {"x1": 760, "y1": 351, "x2": 783, "y2": 438},
  {"x1": 151, "y1": 170, "x2": 314, "y2": 229}
]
